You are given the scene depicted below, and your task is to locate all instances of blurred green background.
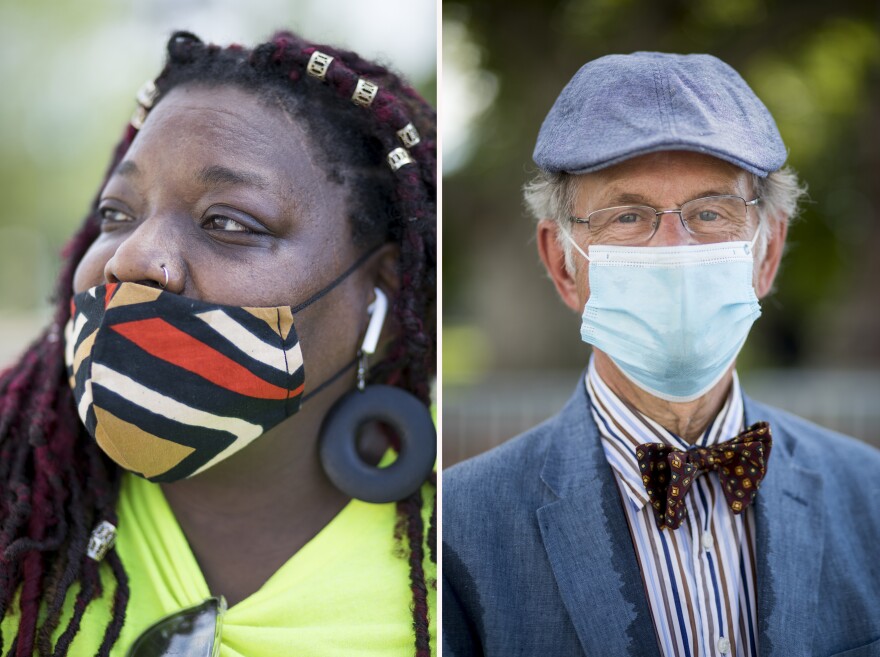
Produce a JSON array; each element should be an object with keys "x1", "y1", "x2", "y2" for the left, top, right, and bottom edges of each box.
[
  {"x1": 442, "y1": 0, "x2": 880, "y2": 463},
  {"x1": 0, "y1": 0, "x2": 436, "y2": 366}
]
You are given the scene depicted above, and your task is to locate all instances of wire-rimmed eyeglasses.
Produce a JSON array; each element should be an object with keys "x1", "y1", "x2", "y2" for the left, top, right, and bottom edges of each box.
[{"x1": 569, "y1": 195, "x2": 760, "y2": 245}]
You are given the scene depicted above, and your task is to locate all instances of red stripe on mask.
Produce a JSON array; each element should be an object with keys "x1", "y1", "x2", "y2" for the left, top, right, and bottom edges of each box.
[
  {"x1": 110, "y1": 317, "x2": 302, "y2": 400},
  {"x1": 104, "y1": 283, "x2": 119, "y2": 308}
]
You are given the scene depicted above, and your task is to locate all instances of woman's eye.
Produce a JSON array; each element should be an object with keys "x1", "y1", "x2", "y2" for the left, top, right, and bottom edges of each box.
[
  {"x1": 203, "y1": 216, "x2": 253, "y2": 233},
  {"x1": 99, "y1": 208, "x2": 134, "y2": 223}
]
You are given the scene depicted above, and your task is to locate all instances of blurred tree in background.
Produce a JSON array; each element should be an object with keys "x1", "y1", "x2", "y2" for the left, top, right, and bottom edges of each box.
[
  {"x1": 0, "y1": 0, "x2": 436, "y2": 366},
  {"x1": 443, "y1": 0, "x2": 880, "y2": 382}
]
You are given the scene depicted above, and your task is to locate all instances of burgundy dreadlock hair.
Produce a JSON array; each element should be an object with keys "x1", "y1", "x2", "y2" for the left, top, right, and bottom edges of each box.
[{"x1": 0, "y1": 30, "x2": 436, "y2": 656}]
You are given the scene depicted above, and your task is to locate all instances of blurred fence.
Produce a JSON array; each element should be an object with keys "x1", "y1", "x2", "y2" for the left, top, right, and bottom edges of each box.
[{"x1": 442, "y1": 369, "x2": 880, "y2": 467}]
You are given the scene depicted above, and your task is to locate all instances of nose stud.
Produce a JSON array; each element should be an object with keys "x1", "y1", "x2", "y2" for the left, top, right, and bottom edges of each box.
[{"x1": 160, "y1": 265, "x2": 169, "y2": 289}]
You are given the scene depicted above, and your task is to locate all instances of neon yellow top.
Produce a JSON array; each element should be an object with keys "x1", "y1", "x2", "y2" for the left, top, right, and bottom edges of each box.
[{"x1": 2, "y1": 473, "x2": 436, "y2": 656}]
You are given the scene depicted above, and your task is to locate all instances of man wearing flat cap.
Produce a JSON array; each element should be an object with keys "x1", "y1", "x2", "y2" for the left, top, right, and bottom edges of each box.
[{"x1": 443, "y1": 53, "x2": 880, "y2": 657}]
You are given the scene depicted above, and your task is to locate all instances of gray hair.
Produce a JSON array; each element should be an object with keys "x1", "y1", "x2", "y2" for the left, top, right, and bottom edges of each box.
[{"x1": 524, "y1": 165, "x2": 808, "y2": 274}]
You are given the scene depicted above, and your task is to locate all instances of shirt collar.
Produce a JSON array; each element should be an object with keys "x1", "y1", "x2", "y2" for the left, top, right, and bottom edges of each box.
[{"x1": 585, "y1": 357, "x2": 745, "y2": 511}]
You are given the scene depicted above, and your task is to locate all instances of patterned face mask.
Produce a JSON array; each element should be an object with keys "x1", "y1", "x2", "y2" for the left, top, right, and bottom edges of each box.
[{"x1": 64, "y1": 264, "x2": 364, "y2": 482}]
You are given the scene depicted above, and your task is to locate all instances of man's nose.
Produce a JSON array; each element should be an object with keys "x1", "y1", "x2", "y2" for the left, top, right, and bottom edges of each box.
[
  {"x1": 103, "y1": 216, "x2": 185, "y2": 292},
  {"x1": 650, "y1": 211, "x2": 698, "y2": 246}
]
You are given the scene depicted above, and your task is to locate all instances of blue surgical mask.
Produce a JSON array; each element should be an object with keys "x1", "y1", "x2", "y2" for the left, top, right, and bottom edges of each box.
[{"x1": 564, "y1": 232, "x2": 761, "y2": 402}]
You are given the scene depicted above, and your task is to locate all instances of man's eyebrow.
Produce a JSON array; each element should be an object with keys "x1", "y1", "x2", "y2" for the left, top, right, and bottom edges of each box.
[{"x1": 197, "y1": 165, "x2": 270, "y2": 189}]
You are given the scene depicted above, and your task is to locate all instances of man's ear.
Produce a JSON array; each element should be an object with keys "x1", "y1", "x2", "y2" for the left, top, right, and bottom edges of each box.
[
  {"x1": 755, "y1": 216, "x2": 788, "y2": 299},
  {"x1": 536, "y1": 219, "x2": 585, "y2": 312}
]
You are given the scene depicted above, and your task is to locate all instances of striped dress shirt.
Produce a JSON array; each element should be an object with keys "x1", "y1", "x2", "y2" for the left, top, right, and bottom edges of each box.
[{"x1": 586, "y1": 361, "x2": 759, "y2": 657}]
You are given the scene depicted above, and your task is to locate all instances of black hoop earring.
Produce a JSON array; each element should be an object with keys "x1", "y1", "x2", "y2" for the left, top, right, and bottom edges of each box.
[
  {"x1": 319, "y1": 382, "x2": 436, "y2": 503},
  {"x1": 318, "y1": 288, "x2": 436, "y2": 503}
]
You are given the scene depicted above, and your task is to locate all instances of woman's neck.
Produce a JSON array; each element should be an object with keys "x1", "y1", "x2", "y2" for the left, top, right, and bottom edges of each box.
[{"x1": 159, "y1": 379, "x2": 351, "y2": 607}]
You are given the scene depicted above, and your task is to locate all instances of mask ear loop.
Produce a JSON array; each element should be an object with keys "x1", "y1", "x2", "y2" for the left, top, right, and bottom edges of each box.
[
  {"x1": 297, "y1": 248, "x2": 383, "y2": 405},
  {"x1": 318, "y1": 287, "x2": 436, "y2": 504},
  {"x1": 745, "y1": 219, "x2": 762, "y2": 256},
  {"x1": 561, "y1": 224, "x2": 592, "y2": 262}
]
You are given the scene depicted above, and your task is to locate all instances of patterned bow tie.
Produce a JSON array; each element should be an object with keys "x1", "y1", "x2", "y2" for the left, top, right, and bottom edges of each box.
[{"x1": 635, "y1": 422, "x2": 772, "y2": 530}]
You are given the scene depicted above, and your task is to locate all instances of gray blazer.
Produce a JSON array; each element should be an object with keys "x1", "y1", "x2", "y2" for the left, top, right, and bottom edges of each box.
[{"x1": 443, "y1": 377, "x2": 880, "y2": 656}]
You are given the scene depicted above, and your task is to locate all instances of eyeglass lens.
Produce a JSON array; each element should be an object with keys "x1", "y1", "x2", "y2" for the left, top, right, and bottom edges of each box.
[
  {"x1": 584, "y1": 196, "x2": 751, "y2": 245},
  {"x1": 126, "y1": 597, "x2": 226, "y2": 657}
]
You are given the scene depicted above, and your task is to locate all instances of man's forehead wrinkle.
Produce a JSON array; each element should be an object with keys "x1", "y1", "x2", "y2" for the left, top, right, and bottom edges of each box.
[
  {"x1": 601, "y1": 189, "x2": 744, "y2": 208},
  {"x1": 583, "y1": 169, "x2": 750, "y2": 210}
]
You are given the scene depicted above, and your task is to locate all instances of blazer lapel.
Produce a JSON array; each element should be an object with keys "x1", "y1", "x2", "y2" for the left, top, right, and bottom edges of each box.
[
  {"x1": 745, "y1": 396, "x2": 825, "y2": 656},
  {"x1": 538, "y1": 379, "x2": 660, "y2": 657}
]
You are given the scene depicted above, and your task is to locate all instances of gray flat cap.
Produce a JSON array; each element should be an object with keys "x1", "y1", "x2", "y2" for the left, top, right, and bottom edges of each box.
[{"x1": 533, "y1": 52, "x2": 787, "y2": 177}]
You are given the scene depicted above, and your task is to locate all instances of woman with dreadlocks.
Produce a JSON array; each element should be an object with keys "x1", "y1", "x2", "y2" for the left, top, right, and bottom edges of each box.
[{"x1": 0, "y1": 29, "x2": 436, "y2": 656}]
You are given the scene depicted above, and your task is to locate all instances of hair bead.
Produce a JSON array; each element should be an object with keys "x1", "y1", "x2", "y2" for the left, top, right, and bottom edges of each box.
[
  {"x1": 388, "y1": 147, "x2": 414, "y2": 170},
  {"x1": 306, "y1": 50, "x2": 334, "y2": 79},
  {"x1": 397, "y1": 123, "x2": 421, "y2": 148},
  {"x1": 136, "y1": 80, "x2": 159, "y2": 109},
  {"x1": 130, "y1": 80, "x2": 159, "y2": 130},
  {"x1": 352, "y1": 78, "x2": 379, "y2": 107},
  {"x1": 130, "y1": 106, "x2": 148, "y2": 130},
  {"x1": 86, "y1": 521, "x2": 117, "y2": 561}
]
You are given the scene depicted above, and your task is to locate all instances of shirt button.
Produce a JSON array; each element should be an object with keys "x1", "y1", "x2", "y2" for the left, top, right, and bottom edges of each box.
[
  {"x1": 718, "y1": 636, "x2": 730, "y2": 654},
  {"x1": 702, "y1": 531, "x2": 713, "y2": 550}
]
